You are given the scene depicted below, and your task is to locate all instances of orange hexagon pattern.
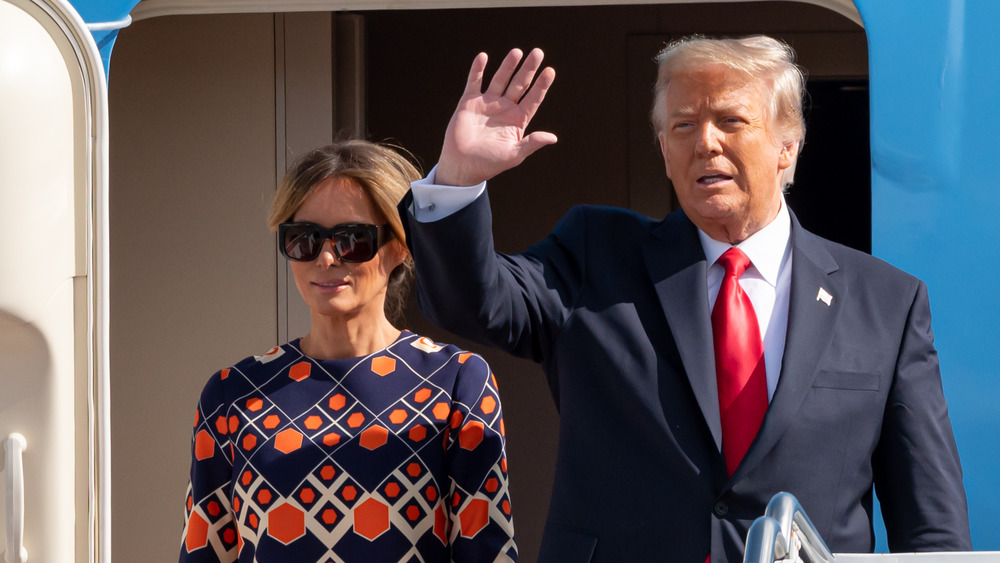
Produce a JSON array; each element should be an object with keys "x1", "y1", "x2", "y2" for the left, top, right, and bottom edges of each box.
[
  {"x1": 268, "y1": 503, "x2": 305, "y2": 544},
  {"x1": 371, "y1": 356, "x2": 396, "y2": 376},
  {"x1": 320, "y1": 465, "x2": 336, "y2": 481},
  {"x1": 322, "y1": 508, "x2": 338, "y2": 525},
  {"x1": 347, "y1": 412, "x2": 365, "y2": 428},
  {"x1": 299, "y1": 488, "x2": 315, "y2": 504},
  {"x1": 184, "y1": 512, "x2": 209, "y2": 551},
  {"x1": 480, "y1": 396, "x2": 497, "y2": 415},
  {"x1": 433, "y1": 506, "x2": 448, "y2": 545},
  {"x1": 289, "y1": 361, "x2": 311, "y2": 382},
  {"x1": 194, "y1": 430, "x2": 214, "y2": 461},
  {"x1": 257, "y1": 488, "x2": 272, "y2": 505},
  {"x1": 459, "y1": 499, "x2": 490, "y2": 538},
  {"x1": 408, "y1": 425, "x2": 426, "y2": 442},
  {"x1": 450, "y1": 410, "x2": 464, "y2": 429},
  {"x1": 432, "y1": 402, "x2": 450, "y2": 421},
  {"x1": 214, "y1": 416, "x2": 228, "y2": 435},
  {"x1": 384, "y1": 482, "x2": 400, "y2": 498},
  {"x1": 459, "y1": 421, "x2": 485, "y2": 451},
  {"x1": 328, "y1": 394, "x2": 346, "y2": 411},
  {"x1": 274, "y1": 429, "x2": 303, "y2": 454},
  {"x1": 359, "y1": 425, "x2": 388, "y2": 450},
  {"x1": 341, "y1": 485, "x2": 357, "y2": 502},
  {"x1": 354, "y1": 499, "x2": 389, "y2": 540},
  {"x1": 182, "y1": 335, "x2": 516, "y2": 560}
]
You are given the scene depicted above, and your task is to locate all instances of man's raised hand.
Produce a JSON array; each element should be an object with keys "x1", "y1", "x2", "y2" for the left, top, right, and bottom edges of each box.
[{"x1": 435, "y1": 48, "x2": 557, "y2": 187}]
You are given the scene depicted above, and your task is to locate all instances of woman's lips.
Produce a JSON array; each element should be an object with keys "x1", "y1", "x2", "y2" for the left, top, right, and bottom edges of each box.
[{"x1": 312, "y1": 279, "x2": 349, "y2": 293}]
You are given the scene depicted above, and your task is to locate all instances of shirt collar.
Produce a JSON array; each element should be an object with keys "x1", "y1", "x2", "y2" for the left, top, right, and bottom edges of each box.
[{"x1": 697, "y1": 198, "x2": 791, "y2": 287}]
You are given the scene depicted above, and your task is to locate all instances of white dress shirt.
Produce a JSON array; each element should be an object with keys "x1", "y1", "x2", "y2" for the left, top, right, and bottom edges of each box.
[
  {"x1": 410, "y1": 170, "x2": 793, "y2": 401},
  {"x1": 698, "y1": 202, "x2": 792, "y2": 402}
]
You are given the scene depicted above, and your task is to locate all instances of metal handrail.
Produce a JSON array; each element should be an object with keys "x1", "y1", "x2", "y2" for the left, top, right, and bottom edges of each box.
[
  {"x1": 745, "y1": 516, "x2": 789, "y2": 563},
  {"x1": 766, "y1": 492, "x2": 834, "y2": 563},
  {"x1": 744, "y1": 492, "x2": 834, "y2": 563}
]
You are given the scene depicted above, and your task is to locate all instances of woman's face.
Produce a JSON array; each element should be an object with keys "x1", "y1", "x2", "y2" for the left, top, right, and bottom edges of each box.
[{"x1": 288, "y1": 176, "x2": 405, "y2": 323}]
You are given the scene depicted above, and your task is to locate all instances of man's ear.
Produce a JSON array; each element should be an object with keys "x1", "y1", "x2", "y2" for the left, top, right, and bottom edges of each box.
[{"x1": 777, "y1": 139, "x2": 798, "y2": 170}]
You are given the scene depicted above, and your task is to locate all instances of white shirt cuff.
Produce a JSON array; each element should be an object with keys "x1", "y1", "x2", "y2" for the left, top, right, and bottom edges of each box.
[{"x1": 409, "y1": 165, "x2": 486, "y2": 223}]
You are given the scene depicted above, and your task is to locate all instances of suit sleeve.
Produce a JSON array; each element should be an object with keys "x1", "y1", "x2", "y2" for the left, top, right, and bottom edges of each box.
[
  {"x1": 180, "y1": 371, "x2": 238, "y2": 563},
  {"x1": 873, "y1": 281, "x2": 972, "y2": 551},
  {"x1": 399, "y1": 189, "x2": 586, "y2": 363}
]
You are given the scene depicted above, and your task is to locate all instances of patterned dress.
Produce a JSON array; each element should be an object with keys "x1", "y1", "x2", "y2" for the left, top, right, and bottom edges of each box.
[{"x1": 180, "y1": 331, "x2": 516, "y2": 562}]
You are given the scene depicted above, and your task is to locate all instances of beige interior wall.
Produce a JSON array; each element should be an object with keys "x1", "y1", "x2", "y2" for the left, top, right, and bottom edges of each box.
[{"x1": 109, "y1": 13, "x2": 282, "y2": 559}]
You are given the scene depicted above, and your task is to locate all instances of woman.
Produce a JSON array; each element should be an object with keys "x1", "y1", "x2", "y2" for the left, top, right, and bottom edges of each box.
[{"x1": 180, "y1": 141, "x2": 516, "y2": 562}]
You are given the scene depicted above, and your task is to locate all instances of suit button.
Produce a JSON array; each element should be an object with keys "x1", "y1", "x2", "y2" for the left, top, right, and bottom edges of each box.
[{"x1": 714, "y1": 501, "x2": 729, "y2": 516}]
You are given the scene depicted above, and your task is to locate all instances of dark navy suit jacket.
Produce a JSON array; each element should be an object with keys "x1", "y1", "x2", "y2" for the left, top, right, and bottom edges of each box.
[{"x1": 399, "y1": 191, "x2": 971, "y2": 562}]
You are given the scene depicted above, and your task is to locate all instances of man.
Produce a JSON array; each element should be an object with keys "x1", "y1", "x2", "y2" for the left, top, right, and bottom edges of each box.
[{"x1": 399, "y1": 36, "x2": 971, "y2": 562}]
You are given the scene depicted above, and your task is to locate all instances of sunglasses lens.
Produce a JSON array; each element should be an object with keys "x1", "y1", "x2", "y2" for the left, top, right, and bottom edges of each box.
[
  {"x1": 279, "y1": 223, "x2": 387, "y2": 263},
  {"x1": 283, "y1": 224, "x2": 321, "y2": 261},
  {"x1": 335, "y1": 227, "x2": 376, "y2": 262}
]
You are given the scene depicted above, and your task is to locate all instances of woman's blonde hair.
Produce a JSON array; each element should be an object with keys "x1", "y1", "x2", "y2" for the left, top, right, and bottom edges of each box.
[
  {"x1": 651, "y1": 35, "x2": 807, "y2": 188},
  {"x1": 268, "y1": 140, "x2": 422, "y2": 327}
]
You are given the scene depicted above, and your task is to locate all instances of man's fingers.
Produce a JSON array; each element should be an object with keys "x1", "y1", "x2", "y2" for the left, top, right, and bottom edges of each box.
[
  {"x1": 518, "y1": 66, "x2": 555, "y2": 121},
  {"x1": 485, "y1": 49, "x2": 524, "y2": 97},
  {"x1": 463, "y1": 52, "x2": 489, "y2": 96},
  {"x1": 516, "y1": 131, "x2": 559, "y2": 162},
  {"x1": 504, "y1": 48, "x2": 545, "y2": 102}
]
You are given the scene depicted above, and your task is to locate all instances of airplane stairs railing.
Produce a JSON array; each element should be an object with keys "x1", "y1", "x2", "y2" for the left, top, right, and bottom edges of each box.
[{"x1": 744, "y1": 493, "x2": 999, "y2": 563}]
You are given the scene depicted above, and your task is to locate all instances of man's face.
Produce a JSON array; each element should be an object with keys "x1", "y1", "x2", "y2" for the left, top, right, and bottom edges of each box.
[{"x1": 658, "y1": 64, "x2": 794, "y2": 244}]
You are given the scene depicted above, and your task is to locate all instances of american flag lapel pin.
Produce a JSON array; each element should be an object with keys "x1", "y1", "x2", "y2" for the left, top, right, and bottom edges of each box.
[{"x1": 816, "y1": 287, "x2": 833, "y2": 306}]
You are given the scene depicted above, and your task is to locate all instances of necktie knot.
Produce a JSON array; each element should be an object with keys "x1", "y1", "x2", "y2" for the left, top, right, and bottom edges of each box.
[{"x1": 717, "y1": 247, "x2": 751, "y2": 279}]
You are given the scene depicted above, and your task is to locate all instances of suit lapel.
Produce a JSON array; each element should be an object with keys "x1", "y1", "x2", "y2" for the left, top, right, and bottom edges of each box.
[
  {"x1": 730, "y1": 213, "x2": 846, "y2": 483},
  {"x1": 642, "y1": 211, "x2": 723, "y2": 450}
]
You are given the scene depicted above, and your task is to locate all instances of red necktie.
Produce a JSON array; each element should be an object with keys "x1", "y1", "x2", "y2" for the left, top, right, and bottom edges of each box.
[{"x1": 712, "y1": 248, "x2": 768, "y2": 477}]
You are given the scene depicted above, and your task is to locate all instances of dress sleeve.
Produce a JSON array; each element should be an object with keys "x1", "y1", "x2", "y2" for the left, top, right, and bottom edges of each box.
[
  {"x1": 179, "y1": 370, "x2": 240, "y2": 562},
  {"x1": 445, "y1": 353, "x2": 518, "y2": 562}
]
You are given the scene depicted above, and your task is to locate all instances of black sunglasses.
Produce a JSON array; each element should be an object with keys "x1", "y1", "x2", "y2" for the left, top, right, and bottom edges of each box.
[{"x1": 278, "y1": 222, "x2": 394, "y2": 263}]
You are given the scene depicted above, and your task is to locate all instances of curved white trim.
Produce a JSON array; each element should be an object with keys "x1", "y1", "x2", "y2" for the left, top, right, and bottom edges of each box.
[
  {"x1": 5, "y1": 1, "x2": 111, "y2": 562},
  {"x1": 131, "y1": 0, "x2": 863, "y2": 27},
  {"x1": 86, "y1": 14, "x2": 132, "y2": 31}
]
